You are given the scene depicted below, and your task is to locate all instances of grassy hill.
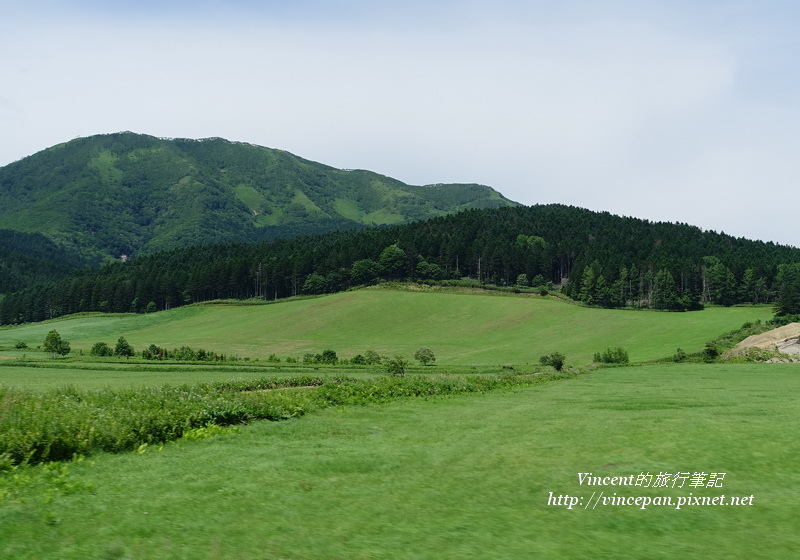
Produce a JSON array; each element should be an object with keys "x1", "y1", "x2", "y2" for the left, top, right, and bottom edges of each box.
[
  {"x1": 0, "y1": 287, "x2": 773, "y2": 367},
  {"x1": 0, "y1": 287, "x2": 791, "y2": 557},
  {"x1": 1, "y1": 363, "x2": 797, "y2": 558},
  {"x1": 0, "y1": 132, "x2": 517, "y2": 264}
]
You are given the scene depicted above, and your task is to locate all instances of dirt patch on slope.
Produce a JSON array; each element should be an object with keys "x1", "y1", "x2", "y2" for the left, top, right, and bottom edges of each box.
[{"x1": 736, "y1": 323, "x2": 800, "y2": 356}]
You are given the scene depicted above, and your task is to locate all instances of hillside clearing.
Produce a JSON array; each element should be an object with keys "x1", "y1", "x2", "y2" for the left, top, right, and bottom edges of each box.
[{"x1": 0, "y1": 289, "x2": 773, "y2": 366}]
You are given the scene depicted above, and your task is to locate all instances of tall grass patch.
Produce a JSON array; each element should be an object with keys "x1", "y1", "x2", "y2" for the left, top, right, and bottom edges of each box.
[{"x1": 0, "y1": 372, "x2": 570, "y2": 468}]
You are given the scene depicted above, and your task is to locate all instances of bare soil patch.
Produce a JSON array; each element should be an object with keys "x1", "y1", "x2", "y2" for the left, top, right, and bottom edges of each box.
[{"x1": 737, "y1": 322, "x2": 800, "y2": 356}]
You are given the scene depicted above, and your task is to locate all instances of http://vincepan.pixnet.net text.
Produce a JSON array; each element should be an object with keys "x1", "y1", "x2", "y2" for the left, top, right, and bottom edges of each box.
[{"x1": 547, "y1": 471, "x2": 755, "y2": 510}]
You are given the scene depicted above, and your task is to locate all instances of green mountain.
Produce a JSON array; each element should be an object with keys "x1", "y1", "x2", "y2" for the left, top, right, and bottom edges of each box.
[{"x1": 0, "y1": 132, "x2": 517, "y2": 263}]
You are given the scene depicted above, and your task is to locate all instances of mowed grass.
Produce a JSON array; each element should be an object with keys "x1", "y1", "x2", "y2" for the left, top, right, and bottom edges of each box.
[
  {"x1": 2, "y1": 363, "x2": 798, "y2": 559},
  {"x1": 0, "y1": 362, "x2": 339, "y2": 391},
  {"x1": 0, "y1": 361, "x2": 511, "y2": 391},
  {"x1": 0, "y1": 288, "x2": 774, "y2": 366}
]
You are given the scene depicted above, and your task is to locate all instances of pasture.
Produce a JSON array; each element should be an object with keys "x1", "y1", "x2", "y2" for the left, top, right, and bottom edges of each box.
[
  {"x1": 0, "y1": 287, "x2": 774, "y2": 367},
  {"x1": 0, "y1": 288, "x2": 792, "y2": 558},
  {"x1": 2, "y1": 363, "x2": 798, "y2": 559}
]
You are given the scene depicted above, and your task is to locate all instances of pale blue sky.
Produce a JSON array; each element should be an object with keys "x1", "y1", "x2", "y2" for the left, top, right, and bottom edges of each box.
[{"x1": 2, "y1": 1, "x2": 799, "y2": 246}]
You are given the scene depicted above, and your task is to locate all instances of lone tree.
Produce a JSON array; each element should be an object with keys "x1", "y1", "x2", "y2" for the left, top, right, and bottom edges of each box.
[
  {"x1": 43, "y1": 329, "x2": 70, "y2": 359},
  {"x1": 386, "y1": 355, "x2": 409, "y2": 377},
  {"x1": 414, "y1": 347, "x2": 436, "y2": 366},
  {"x1": 114, "y1": 336, "x2": 135, "y2": 358}
]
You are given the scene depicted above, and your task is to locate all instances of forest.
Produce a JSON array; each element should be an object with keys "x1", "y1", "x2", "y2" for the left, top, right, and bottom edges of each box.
[{"x1": 1, "y1": 204, "x2": 800, "y2": 325}]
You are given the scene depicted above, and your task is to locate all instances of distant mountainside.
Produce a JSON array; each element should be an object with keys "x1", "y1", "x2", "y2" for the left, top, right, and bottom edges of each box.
[
  {"x1": 0, "y1": 132, "x2": 517, "y2": 263},
  {"x1": 0, "y1": 229, "x2": 88, "y2": 293}
]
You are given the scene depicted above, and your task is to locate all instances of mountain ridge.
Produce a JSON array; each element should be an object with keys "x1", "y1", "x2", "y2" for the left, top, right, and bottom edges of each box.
[{"x1": 0, "y1": 132, "x2": 518, "y2": 263}]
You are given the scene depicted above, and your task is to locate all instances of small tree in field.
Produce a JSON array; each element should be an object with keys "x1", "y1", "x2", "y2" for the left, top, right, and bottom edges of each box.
[
  {"x1": 414, "y1": 347, "x2": 436, "y2": 366},
  {"x1": 364, "y1": 350, "x2": 382, "y2": 365},
  {"x1": 90, "y1": 342, "x2": 114, "y2": 357},
  {"x1": 539, "y1": 352, "x2": 566, "y2": 371},
  {"x1": 386, "y1": 355, "x2": 409, "y2": 377},
  {"x1": 114, "y1": 337, "x2": 134, "y2": 358},
  {"x1": 43, "y1": 330, "x2": 70, "y2": 359},
  {"x1": 319, "y1": 349, "x2": 338, "y2": 364}
]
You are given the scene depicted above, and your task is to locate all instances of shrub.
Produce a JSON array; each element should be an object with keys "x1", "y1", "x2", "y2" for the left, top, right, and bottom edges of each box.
[
  {"x1": 319, "y1": 349, "x2": 338, "y2": 364},
  {"x1": 364, "y1": 350, "x2": 382, "y2": 365},
  {"x1": 702, "y1": 343, "x2": 720, "y2": 362},
  {"x1": 14, "y1": 342, "x2": 28, "y2": 349},
  {"x1": 672, "y1": 348, "x2": 687, "y2": 362},
  {"x1": 539, "y1": 352, "x2": 566, "y2": 371},
  {"x1": 114, "y1": 337, "x2": 134, "y2": 358},
  {"x1": 302, "y1": 353, "x2": 317, "y2": 364},
  {"x1": 351, "y1": 354, "x2": 366, "y2": 365},
  {"x1": 90, "y1": 342, "x2": 114, "y2": 357},
  {"x1": 593, "y1": 347, "x2": 629, "y2": 364},
  {"x1": 744, "y1": 347, "x2": 779, "y2": 362},
  {"x1": 141, "y1": 344, "x2": 165, "y2": 360},
  {"x1": 386, "y1": 355, "x2": 409, "y2": 377}
]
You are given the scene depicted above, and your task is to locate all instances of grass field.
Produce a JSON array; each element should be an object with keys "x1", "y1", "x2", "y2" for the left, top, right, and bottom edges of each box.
[
  {"x1": 2, "y1": 363, "x2": 798, "y2": 559},
  {"x1": 0, "y1": 287, "x2": 791, "y2": 558},
  {"x1": 0, "y1": 287, "x2": 774, "y2": 366},
  {"x1": 0, "y1": 360, "x2": 516, "y2": 391}
]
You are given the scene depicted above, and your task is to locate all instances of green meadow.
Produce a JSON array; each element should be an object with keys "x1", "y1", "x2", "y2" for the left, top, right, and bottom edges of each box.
[
  {"x1": 0, "y1": 287, "x2": 774, "y2": 367},
  {"x1": 0, "y1": 287, "x2": 793, "y2": 559},
  {"x1": 2, "y1": 364, "x2": 798, "y2": 559}
]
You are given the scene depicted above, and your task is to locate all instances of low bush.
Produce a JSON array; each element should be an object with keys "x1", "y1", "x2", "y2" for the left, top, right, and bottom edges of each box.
[
  {"x1": 141, "y1": 344, "x2": 235, "y2": 362},
  {"x1": 593, "y1": 347, "x2": 629, "y2": 364},
  {"x1": 0, "y1": 371, "x2": 576, "y2": 469},
  {"x1": 386, "y1": 355, "x2": 409, "y2": 377},
  {"x1": 539, "y1": 352, "x2": 566, "y2": 371},
  {"x1": 90, "y1": 342, "x2": 114, "y2": 357}
]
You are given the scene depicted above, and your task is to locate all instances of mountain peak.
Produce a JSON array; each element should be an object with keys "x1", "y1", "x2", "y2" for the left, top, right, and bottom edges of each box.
[{"x1": 0, "y1": 133, "x2": 519, "y2": 263}]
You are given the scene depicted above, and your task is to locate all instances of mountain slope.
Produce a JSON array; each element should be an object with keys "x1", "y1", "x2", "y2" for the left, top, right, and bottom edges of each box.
[
  {"x1": 0, "y1": 229, "x2": 89, "y2": 293},
  {"x1": 0, "y1": 132, "x2": 517, "y2": 263}
]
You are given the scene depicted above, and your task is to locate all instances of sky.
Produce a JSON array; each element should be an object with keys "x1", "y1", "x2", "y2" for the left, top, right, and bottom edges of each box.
[{"x1": 2, "y1": 0, "x2": 799, "y2": 247}]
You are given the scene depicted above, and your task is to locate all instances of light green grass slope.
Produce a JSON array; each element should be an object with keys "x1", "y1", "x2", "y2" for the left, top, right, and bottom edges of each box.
[
  {"x1": 1, "y1": 364, "x2": 797, "y2": 558},
  {"x1": 0, "y1": 289, "x2": 773, "y2": 365}
]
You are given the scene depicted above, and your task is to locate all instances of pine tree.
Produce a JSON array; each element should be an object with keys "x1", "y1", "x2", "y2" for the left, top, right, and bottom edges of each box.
[{"x1": 775, "y1": 263, "x2": 800, "y2": 316}]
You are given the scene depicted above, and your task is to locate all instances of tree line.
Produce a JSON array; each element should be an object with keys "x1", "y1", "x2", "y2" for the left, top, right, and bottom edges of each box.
[{"x1": 2, "y1": 204, "x2": 800, "y2": 324}]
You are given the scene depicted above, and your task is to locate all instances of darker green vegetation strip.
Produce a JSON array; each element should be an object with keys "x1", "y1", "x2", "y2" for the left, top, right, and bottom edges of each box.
[
  {"x1": 4, "y1": 203, "x2": 800, "y2": 325},
  {"x1": 0, "y1": 371, "x2": 574, "y2": 469}
]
